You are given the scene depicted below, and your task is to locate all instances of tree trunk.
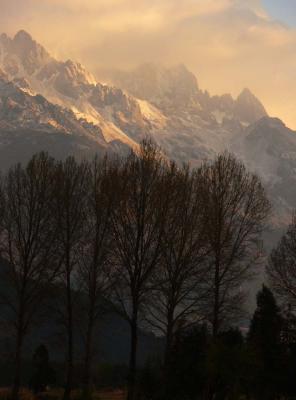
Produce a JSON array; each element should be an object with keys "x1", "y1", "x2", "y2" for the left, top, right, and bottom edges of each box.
[
  {"x1": 207, "y1": 261, "x2": 220, "y2": 400},
  {"x1": 213, "y1": 260, "x2": 220, "y2": 338},
  {"x1": 164, "y1": 319, "x2": 173, "y2": 368},
  {"x1": 82, "y1": 305, "x2": 95, "y2": 399},
  {"x1": 11, "y1": 326, "x2": 24, "y2": 400},
  {"x1": 213, "y1": 292, "x2": 219, "y2": 338},
  {"x1": 127, "y1": 308, "x2": 138, "y2": 400},
  {"x1": 63, "y1": 271, "x2": 73, "y2": 400},
  {"x1": 163, "y1": 316, "x2": 174, "y2": 400},
  {"x1": 11, "y1": 289, "x2": 26, "y2": 400}
]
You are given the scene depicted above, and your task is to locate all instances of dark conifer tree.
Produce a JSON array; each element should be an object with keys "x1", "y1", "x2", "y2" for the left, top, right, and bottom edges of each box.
[{"x1": 247, "y1": 285, "x2": 284, "y2": 400}]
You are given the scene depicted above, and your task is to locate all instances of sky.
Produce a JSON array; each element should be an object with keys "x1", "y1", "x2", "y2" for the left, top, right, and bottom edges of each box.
[
  {"x1": 1, "y1": 0, "x2": 296, "y2": 128},
  {"x1": 263, "y1": 0, "x2": 296, "y2": 27}
]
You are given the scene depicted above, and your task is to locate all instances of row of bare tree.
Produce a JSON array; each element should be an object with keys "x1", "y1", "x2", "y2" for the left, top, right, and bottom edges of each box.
[{"x1": 0, "y1": 141, "x2": 270, "y2": 400}]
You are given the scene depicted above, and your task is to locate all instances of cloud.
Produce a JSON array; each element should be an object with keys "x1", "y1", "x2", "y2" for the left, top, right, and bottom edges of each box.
[{"x1": 1, "y1": 0, "x2": 296, "y2": 128}]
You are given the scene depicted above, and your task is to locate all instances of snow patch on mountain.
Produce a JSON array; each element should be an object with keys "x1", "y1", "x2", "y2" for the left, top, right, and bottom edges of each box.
[
  {"x1": 0, "y1": 31, "x2": 145, "y2": 149},
  {"x1": 137, "y1": 99, "x2": 167, "y2": 127}
]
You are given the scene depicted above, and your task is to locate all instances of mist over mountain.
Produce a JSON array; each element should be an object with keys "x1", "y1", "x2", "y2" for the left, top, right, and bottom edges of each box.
[
  {"x1": 107, "y1": 63, "x2": 267, "y2": 125},
  {"x1": 0, "y1": 30, "x2": 295, "y2": 228}
]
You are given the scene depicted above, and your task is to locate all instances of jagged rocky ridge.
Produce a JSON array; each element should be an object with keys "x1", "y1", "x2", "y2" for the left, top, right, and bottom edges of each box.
[
  {"x1": 0, "y1": 31, "x2": 296, "y2": 228},
  {"x1": 0, "y1": 30, "x2": 150, "y2": 149}
]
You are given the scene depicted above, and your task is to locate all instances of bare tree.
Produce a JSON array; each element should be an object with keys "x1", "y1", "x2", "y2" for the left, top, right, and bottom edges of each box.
[
  {"x1": 52, "y1": 157, "x2": 89, "y2": 400},
  {"x1": 146, "y1": 164, "x2": 209, "y2": 384},
  {"x1": 0, "y1": 153, "x2": 59, "y2": 400},
  {"x1": 110, "y1": 141, "x2": 168, "y2": 400},
  {"x1": 76, "y1": 156, "x2": 119, "y2": 399},
  {"x1": 267, "y1": 213, "x2": 296, "y2": 308},
  {"x1": 199, "y1": 152, "x2": 270, "y2": 337}
]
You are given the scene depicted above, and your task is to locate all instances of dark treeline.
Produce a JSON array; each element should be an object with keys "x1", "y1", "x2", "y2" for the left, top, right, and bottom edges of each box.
[
  {"x1": 148, "y1": 284, "x2": 296, "y2": 400},
  {"x1": 1, "y1": 139, "x2": 292, "y2": 400}
]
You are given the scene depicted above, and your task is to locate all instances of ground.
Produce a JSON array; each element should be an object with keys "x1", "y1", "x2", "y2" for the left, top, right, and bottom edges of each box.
[{"x1": 0, "y1": 388, "x2": 126, "y2": 400}]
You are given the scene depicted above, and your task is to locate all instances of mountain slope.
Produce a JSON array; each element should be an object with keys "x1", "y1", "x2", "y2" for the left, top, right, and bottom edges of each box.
[
  {"x1": 231, "y1": 117, "x2": 296, "y2": 225},
  {"x1": 0, "y1": 69, "x2": 133, "y2": 168},
  {"x1": 0, "y1": 31, "x2": 160, "y2": 150}
]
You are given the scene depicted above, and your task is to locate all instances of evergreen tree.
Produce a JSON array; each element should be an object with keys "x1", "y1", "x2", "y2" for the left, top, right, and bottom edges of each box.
[{"x1": 247, "y1": 285, "x2": 284, "y2": 400}]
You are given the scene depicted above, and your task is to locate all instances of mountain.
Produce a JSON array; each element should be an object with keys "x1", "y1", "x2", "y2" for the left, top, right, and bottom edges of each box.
[
  {"x1": 0, "y1": 30, "x2": 296, "y2": 229},
  {"x1": 104, "y1": 63, "x2": 296, "y2": 226},
  {"x1": 107, "y1": 63, "x2": 267, "y2": 125},
  {"x1": 0, "y1": 31, "x2": 269, "y2": 165},
  {"x1": 106, "y1": 63, "x2": 268, "y2": 163},
  {"x1": 0, "y1": 31, "x2": 157, "y2": 151}
]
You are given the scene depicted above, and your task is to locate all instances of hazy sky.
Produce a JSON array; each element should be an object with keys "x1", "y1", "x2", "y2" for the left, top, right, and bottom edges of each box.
[
  {"x1": 1, "y1": 0, "x2": 296, "y2": 128},
  {"x1": 263, "y1": 0, "x2": 296, "y2": 27}
]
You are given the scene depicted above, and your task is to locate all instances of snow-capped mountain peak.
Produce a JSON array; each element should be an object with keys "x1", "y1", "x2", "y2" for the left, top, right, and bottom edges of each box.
[
  {"x1": 0, "y1": 30, "x2": 51, "y2": 76},
  {"x1": 0, "y1": 31, "x2": 153, "y2": 149}
]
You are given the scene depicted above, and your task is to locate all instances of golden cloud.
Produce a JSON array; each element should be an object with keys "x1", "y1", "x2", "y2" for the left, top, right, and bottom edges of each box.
[{"x1": 1, "y1": 0, "x2": 296, "y2": 128}]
